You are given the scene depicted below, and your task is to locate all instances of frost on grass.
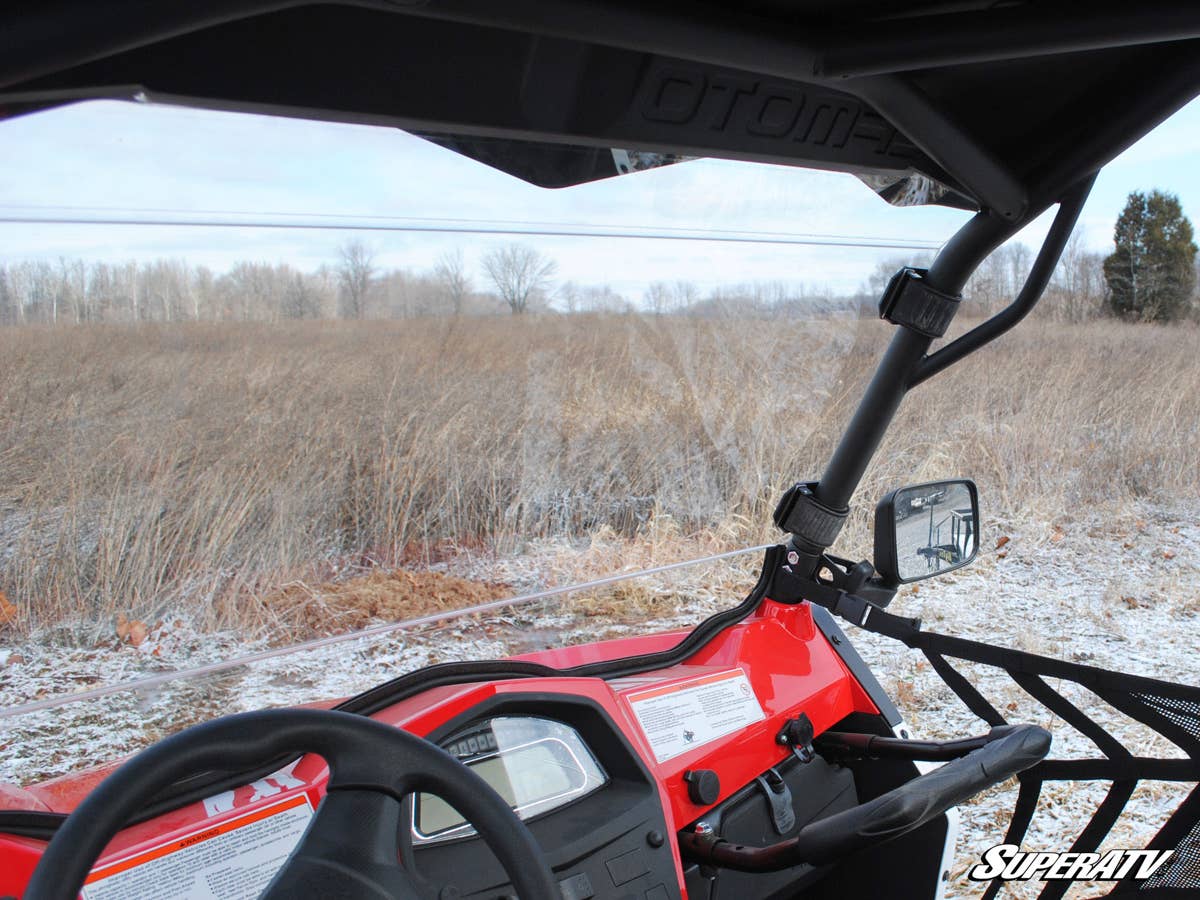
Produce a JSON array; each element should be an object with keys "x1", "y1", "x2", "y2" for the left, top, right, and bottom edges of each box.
[
  {"x1": 1, "y1": 501, "x2": 1197, "y2": 899},
  {"x1": 848, "y1": 501, "x2": 1200, "y2": 899}
]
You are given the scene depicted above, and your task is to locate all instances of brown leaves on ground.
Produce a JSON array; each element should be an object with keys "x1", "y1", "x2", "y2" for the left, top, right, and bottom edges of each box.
[
  {"x1": 115, "y1": 613, "x2": 150, "y2": 647},
  {"x1": 258, "y1": 569, "x2": 510, "y2": 641},
  {"x1": 995, "y1": 535, "x2": 1011, "y2": 550},
  {"x1": 573, "y1": 584, "x2": 690, "y2": 623},
  {"x1": 0, "y1": 590, "x2": 17, "y2": 629}
]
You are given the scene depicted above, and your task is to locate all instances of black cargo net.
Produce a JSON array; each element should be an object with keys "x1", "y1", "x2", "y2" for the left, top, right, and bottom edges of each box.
[{"x1": 900, "y1": 629, "x2": 1200, "y2": 899}]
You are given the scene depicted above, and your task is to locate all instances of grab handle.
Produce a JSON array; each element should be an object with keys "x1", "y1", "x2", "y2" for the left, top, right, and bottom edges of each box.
[{"x1": 680, "y1": 724, "x2": 1050, "y2": 872}]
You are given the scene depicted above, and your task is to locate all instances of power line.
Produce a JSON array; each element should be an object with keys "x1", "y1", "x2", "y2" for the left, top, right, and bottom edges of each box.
[
  {"x1": 0, "y1": 543, "x2": 774, "y2": 721},
  {"x1": 0, "y1": 203, "x2": 945, "y2": 244},
  {"x1": 0, "y1": 205, "x2": 945, "y2": 251}
]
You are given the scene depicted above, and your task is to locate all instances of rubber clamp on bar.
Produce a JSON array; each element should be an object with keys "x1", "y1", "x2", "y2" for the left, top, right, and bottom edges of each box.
[
  {"x1": 879, "y1": 267, "x2": 961, "y2": 338},
  {"x1": 773, "y1": 482, "x2": 848, "y2": 548}
]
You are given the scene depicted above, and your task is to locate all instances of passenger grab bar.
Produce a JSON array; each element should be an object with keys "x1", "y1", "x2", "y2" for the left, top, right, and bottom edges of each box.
[
  {"x1": 814, "y1": 724, "x2": 1028, "y2": 763},
  {"x1": 679, "y1": 724, "x2": 1050, "y2": 872}
]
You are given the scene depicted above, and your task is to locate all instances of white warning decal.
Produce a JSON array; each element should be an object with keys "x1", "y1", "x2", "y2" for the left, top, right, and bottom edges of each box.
[
  {"x1": 82, "y1": 793, "x2": 313, "y2": 900},
  {"x1": 627, "y1": 669, "x2": 765, "y2": 763}
]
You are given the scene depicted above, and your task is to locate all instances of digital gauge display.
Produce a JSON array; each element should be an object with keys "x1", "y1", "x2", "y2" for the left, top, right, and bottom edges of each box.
[{"x1": 414, "y1": 716, "x2": 606, "y2": 843}]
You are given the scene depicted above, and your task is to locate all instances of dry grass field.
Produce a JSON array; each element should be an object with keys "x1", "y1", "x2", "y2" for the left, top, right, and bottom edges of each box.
[
  {"x1": 1, "y1": 314, "x2": 1197, "y2": 638},
  {"x1": 1, "y1": 314, "x2": 1198, "y2": 899}
]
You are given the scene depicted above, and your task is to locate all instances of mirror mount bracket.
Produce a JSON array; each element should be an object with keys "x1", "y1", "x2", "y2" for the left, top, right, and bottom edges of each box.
[{"x1": 766, "y1": 551, "x2": 920, "y2": 642}]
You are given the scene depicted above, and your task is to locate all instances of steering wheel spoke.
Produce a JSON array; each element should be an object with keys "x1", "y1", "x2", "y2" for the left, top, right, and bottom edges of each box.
[{"x1": 259, "y1": 789, "x2": 420, "y2": 900}]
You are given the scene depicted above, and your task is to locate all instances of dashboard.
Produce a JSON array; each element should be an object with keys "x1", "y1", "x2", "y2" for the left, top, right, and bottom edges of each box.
[
  {"x1": 408, "y1": 695, "x2": 679, "y2": 900},
  {"x1": 414, "y1": 716, "x2": 608, "y2": 844},
  {"x1": 0, "y1": 604, "x2": 894, "y2": 899}
]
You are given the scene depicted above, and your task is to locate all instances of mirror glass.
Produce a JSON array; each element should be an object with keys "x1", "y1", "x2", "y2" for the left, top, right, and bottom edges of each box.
[{"x1": 892, "y1": 481, "x2": 977, "y2": 581}]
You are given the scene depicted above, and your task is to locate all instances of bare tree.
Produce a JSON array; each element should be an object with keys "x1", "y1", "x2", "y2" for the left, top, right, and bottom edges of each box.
[
  {"x1": 433, "y1": 249, "x2": 472, "y2": 315},
  {"x1": 282, "y1": 270, "x2": 323, "y2": 319},
  {"x1": 374, "y1": 269, "x2": 441, "y2": 318},
  {"x1": 481, "y1": 244, "x2": 556, "y2": 315},
  {"x1": 559, "y1": 280, "x2": 581, "y2": 314},
  {"x1": 0, "y1": 267, "x2": 12, "y2": 325},
  {"x1": 573, "y1": 284, "x2": 629, "y2": 313},
  {"x1": 1043, "y1": 229, "x2": 1105, "y2": 322},
  {"x1": 670, "y1": 280, "x2": 700, "y2": 314},
  {"x1": 966, "y1": 243, "x2": 1034, "y2": 316},
  {"x1": 57, "y1": 257, "x2": 87, "y2": 324},
  {"x1": 1007, "y1": 242, "x2": 1032, "y2": 300},
  {"x1": 644, "y1": 281, "x2": 670, "y2": 315},
  {"x1": 337, "y1": 240, "x2": 376, "y2": 319}
]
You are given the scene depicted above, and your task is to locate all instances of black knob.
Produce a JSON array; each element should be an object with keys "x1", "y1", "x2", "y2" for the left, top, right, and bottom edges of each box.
[{"x1": 682, "y1": 769, "x2": 721, "y2": 805}]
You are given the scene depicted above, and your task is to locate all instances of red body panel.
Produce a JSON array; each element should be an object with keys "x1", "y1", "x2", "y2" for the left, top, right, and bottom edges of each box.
[{"x1": 0, "y1": 599, "x2": 880, "y2": 896}]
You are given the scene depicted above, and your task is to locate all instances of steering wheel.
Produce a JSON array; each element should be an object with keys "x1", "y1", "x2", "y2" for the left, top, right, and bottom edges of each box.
[{"x1": 24, "y1": 708, "x2": 561, "y2": 900}]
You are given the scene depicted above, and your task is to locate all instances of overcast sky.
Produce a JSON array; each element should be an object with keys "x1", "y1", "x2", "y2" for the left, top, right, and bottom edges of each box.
[{"x1": 1, "y1": 96, "x2": 1197, "y2": 299}]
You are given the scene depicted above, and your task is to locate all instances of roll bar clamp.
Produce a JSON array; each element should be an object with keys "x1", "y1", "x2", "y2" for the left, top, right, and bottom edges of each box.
[
  {"x1": 879, "y1": 267, "x2": 961, "y2": 339},
  {"x1": 773, "y1": 482, "x2": 848, "y2": 550}
]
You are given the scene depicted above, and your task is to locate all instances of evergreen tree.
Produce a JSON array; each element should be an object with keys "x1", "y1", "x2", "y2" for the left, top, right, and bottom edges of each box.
[{"x1": 1103, "y1": 190, "x2": 1197, "y2": 322}]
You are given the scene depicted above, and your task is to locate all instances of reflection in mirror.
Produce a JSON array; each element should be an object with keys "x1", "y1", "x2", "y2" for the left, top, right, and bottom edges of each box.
[{"x1": 892, "y1": 481, "x2": 977, "y2": 581}]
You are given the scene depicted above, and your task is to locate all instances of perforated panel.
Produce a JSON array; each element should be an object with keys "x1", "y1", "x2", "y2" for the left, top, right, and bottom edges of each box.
[
  {"x1": 1132, "y1": 692, "x2": 1200, "y2": 743},
  {"x1": 896, "y1": 630, "x2": 1200, "y2": 900},
  {"x1": 1142, "y1": 815, "x2": 1200, "y2": 890}
]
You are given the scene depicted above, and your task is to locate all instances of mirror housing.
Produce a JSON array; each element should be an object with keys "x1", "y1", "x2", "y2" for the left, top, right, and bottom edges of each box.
[{"x1": 874, "y1": 479, "x2": 979, "y2": 585}]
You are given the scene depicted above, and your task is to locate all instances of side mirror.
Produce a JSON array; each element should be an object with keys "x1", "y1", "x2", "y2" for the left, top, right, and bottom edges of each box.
[{"x1": 874, "y1": 479, "x2": 979, "y2": 584}]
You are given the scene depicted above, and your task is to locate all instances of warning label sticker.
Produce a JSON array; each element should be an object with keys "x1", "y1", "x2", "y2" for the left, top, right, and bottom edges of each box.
[
  {"x1": 82, "y1": 793, "x2": 314, "y2": 900},
  {"x1": 626, "y1": 669, "x2": 765, "y2": 763}
]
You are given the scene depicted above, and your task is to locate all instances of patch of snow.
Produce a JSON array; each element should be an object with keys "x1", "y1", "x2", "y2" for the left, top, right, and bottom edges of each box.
[{"x1": 1, "y1": 500, "x2": 1196, "y2": 899}]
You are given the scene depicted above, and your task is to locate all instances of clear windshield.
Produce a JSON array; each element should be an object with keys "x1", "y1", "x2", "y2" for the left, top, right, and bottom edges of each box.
[
  {"x1": 0, "y1": 100, "x2": 972, "y2": 776},
  {"x1": 1, "y1": 98, "x2": 1199, "y2": 898}
]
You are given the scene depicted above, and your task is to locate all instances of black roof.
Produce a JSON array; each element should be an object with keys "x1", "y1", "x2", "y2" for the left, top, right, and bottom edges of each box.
[{"x1": 3, "y1": 2, "x2": 1199, "y2": 219}]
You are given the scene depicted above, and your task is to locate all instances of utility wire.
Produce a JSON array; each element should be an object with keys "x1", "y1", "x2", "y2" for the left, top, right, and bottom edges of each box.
[
  {"x1": 0, "y1": 543, "x2": 774, "y2": 721},
  {"x1": 0, "y1": 205, "x2": 944, "y2": 251},
  {"x1": 0, "y1": 203, "x2": 946, "y2": 244}
]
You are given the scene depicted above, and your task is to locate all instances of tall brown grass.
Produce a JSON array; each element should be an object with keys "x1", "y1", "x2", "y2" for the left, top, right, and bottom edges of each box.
[{"x1": 1, "y1": 315, "x2": 1197, "y2": 634}]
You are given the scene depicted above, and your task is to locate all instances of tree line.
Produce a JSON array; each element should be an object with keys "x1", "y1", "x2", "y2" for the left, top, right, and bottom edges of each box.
[
  {"x1": 0, "y1": 240, "x2": 854, "y2": 325},
  {"x1": 0, "y1": 241, "x2": 572, "y2": 326},
  {"x1": 0, "y1": 191, "x2": 1195, "y2": 326}
]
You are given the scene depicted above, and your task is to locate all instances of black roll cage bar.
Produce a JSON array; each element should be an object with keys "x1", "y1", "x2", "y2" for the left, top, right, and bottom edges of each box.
[
  {"x1": 784, "y1": 172, "x2": 1096, "y2": 579},
  {"x1": 817, "y1": 173, "x2": 1096, "y2": 505}
]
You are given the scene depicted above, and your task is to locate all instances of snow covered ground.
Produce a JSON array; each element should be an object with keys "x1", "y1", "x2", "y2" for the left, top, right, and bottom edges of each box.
[
  {"x1": 1, "y1": 500, "x2": 1197, "y2": 899},
  {"x1": 850, "y1": 501, "x2": 1200, "y2": 898}
]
